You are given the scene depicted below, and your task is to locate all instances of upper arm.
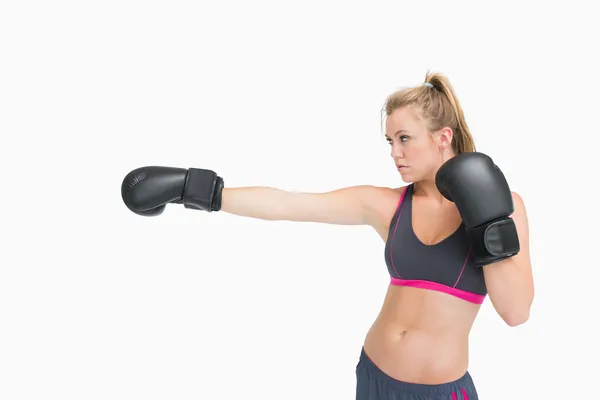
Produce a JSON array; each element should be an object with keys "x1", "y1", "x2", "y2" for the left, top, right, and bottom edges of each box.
[
  {"x1": 284, "y1": 185, "x2": 400, "y2": 228},
  {"x1": 484, "y1": 191, "x2": 534, "y2": 299},
  {"x1": 509, "y1": 191, "x2": 532, "y2": 272},
  {"x1": 483, "y1": 191, "x2": 535, "y2": 325},
  {"x1": 287, "y1": 185, "x2": 394, "y2": 226}
]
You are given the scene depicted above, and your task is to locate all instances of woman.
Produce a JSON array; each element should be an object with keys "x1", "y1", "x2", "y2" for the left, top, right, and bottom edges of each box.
[{"x1": 122, "y1": 71, "x2": 534, "y2": 400}]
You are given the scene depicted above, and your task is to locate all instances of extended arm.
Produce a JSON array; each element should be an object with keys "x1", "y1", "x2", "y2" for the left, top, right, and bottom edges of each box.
[{"x1": 121, "y1": 165, "x2": 385, "y2": 226}]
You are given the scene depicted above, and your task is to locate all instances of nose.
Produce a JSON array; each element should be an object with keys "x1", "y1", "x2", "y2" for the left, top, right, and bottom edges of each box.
[{"x1": 390, "y1": 143, "x2": 404, "y2": 160}]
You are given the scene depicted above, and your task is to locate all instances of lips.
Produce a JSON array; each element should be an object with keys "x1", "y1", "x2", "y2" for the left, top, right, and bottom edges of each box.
[{"x1": 396, "y1": 165, "x2": 407, "y2": 169}]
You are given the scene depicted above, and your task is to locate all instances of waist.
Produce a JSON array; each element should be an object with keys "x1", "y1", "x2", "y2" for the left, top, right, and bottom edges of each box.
[
  {"x1": 364, "y1": 323, "x2": 470, "y2": 384},
  {"x1": 363, "y1": 285, "x2": 477, "y2": 383}
]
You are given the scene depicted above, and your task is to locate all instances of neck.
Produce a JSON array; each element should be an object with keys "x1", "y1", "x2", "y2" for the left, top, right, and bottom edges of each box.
[
  {"x1": 413, "y1": 151, "x2": 455, "y2": 203},
  {"x1": 413, "y1": 179, "x2": 445, "y2": 203}
]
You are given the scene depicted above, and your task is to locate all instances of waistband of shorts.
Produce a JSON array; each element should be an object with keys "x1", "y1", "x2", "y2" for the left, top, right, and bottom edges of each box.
[{"x1": 357, "y1": 347, "x2": 474, "y2": 396}]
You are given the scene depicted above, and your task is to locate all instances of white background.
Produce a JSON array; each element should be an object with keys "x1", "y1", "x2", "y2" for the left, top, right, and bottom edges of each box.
[{"x1": 1, "y1": 1, "x2": 598, "y2": 399}]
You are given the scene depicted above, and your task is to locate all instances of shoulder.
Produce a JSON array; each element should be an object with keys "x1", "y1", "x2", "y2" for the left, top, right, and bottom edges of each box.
[
  {"x1": 353, "y1": 185, "x2": 406, "y2": 205},
  {"x1": 316, "y1": 185, "x2": 404, "y2": 215},
  {"x1": 356, "y1": 185, "x2": 408, "y2": 233}
]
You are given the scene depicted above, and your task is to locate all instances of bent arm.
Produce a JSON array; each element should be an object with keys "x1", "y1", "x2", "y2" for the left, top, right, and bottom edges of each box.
[
  {"x1": 220, "y1": 185, "x2": 383, "y2": 225},
  {"x1": 484, "y1": 192, "x2": 535, "y2": 327}
]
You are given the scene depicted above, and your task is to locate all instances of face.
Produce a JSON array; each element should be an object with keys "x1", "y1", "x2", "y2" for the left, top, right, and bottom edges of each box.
[{"x1": 385, "y1": 106, "x2": 453, "y2": 182}]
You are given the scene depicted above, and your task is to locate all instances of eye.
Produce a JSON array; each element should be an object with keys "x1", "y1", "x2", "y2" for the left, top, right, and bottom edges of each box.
[
  {"x1": 399, "y1": 135, "x2": 409, "y2": 142},
  {"x1": 386, "y1": 138, "x2": 393, "y2": 145}
]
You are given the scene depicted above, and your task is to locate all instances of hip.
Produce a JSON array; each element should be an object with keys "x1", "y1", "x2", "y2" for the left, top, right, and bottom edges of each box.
[{"x1": 356, "y1": 346, "x2": 477, "y2": 400}]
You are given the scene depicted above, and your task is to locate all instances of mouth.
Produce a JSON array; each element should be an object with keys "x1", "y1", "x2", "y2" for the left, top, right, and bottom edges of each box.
[{"x1": 396, "y1": 164, "x2": 407, "y2": 170}]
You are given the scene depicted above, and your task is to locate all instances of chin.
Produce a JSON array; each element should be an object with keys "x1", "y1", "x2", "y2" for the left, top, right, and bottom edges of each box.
[
  {"x1": 400, "y1": 172, "x2": 426, "y2": 184},
  {"x1": 398, "y1": 171, "x2": 413, "y2": 182}
]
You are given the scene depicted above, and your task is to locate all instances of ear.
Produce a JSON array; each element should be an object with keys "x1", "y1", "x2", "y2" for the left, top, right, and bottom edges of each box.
[{"x1": 436, "y1": 127, "x2": 453, "y2": 149}]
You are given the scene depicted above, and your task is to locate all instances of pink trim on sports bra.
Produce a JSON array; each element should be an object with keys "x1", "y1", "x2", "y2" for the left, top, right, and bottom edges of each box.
[{"x1": 390, "y1": 277, "x2": 485, "y2": 304}]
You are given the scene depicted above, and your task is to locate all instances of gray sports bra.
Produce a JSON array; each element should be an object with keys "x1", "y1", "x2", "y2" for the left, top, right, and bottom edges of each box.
[{"x1": 384, "y1": 184, "x2": 487, "y2": 304}]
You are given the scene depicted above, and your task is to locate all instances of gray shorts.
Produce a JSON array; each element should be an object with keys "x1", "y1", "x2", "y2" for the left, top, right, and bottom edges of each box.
[{"x1": 356, "y1": 348, "x2": 478, "y2": 400}]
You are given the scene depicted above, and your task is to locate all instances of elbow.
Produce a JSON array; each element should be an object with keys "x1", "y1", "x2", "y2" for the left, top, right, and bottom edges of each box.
[{"x1": 500, "y1": 309, "x2": 530, "y2": 327}]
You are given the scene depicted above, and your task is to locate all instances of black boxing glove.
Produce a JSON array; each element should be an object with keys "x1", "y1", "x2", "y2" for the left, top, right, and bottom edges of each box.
[
  {"x1": 435, "y1": 152, "x2": 519, "y2": 266},
  {"x1": 121, "y1": 166, "x2": 224, "y2": 216}
]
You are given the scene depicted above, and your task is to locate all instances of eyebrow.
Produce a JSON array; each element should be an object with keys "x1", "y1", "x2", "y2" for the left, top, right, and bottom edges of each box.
[{"x1": 385, "y1": 129, "x2": 410, "y2": 138}]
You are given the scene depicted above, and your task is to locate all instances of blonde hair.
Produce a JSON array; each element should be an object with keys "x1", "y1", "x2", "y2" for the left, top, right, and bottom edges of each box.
[{"x1": 381, "y1": 70, "x2": 476, "y2": 154}]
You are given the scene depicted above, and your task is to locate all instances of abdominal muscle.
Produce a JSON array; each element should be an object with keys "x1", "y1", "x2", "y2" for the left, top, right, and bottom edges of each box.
[{"x1": 363, "y1": 284, "x2": 481, "y2": 385}]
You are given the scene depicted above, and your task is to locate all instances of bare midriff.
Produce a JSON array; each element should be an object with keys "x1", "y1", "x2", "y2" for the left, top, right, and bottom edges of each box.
[{"x1": 363, "y1": 284, "x2": 481, "y2": 384}]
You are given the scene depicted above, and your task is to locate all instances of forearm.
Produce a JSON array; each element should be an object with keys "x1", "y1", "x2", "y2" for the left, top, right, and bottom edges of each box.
[
  {"x1": 484, "y1": 257, "x2": 534, "y2": 326},
  {"x1": 219, "y1": 185, "x2": 371, "y2": 225},
  {"x1": 220, "y1": 187, "x2": 294, "y2": 220}
]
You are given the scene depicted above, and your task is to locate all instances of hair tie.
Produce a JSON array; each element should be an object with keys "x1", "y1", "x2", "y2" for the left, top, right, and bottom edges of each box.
[{"x1": 423, "y1": 82, "x2": 434, "y2": 88}]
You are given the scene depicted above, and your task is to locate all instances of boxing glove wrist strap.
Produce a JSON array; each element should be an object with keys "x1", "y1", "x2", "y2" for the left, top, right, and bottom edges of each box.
[
  {"x1": 182, "y1": 168, "x2": 224, "y2": 212},
  {"x1": 467, "y1": 218, "x2": 520, "y2": 267}
]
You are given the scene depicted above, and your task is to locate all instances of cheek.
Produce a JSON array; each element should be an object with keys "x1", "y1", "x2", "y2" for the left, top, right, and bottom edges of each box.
[
  {"x1": 405, "y1": 143, "x2": 428, "y2": 160},
  {"x1": 406, "y1": 143, "x2": 438, "y2": 167}
]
